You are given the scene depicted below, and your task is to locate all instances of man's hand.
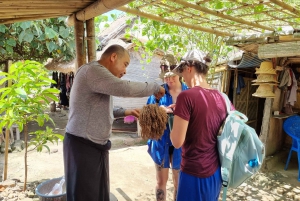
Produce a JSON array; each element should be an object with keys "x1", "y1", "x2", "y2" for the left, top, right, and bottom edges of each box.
[
  {"x1": 125, "y1": 108, "x2": 141, "y2": 118},
  {"x1": 154, "y1": 86, "x2": 165, "y2": 100}
]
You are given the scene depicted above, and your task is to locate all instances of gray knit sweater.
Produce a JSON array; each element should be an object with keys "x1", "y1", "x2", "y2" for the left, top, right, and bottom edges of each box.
[{"x1": 66, "y1": 61, "x2": 160, "y2": 144}]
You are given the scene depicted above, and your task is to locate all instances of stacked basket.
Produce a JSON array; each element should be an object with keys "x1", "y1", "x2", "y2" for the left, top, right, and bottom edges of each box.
[{"x1": 252, "y1": 61, "x2": 277, "y2": 98}]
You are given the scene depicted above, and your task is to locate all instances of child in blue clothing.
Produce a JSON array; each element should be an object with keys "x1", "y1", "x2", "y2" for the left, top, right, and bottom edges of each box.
[{"x1": 147, "y1": 54, "x2": 188, "y2": 201}]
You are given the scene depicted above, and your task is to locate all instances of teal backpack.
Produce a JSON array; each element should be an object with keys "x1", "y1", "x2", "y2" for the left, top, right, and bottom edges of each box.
[{"x1": 218, "y1": 93, "x2": 265, "y2": 200}]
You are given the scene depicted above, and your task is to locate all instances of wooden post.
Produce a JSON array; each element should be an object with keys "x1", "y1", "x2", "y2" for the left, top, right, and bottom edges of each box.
[
  {"x1": 86, "y1": 18, "x2": 96, "y2": 62},
  {"x1": 260, "y1": 98, "x2": 273, "y2": 155},
  {"x1": 74, "y1": 18, "x2": 86, "y2": 71},
  {"x1": 3, "y1": 60, "x2": 12, "y2": 181},
  {"x1": 225, "y1": 69, "x2": 231, "y2": 95},
  {"x1": 233, "y1": 68, "x2": 238, "y2": 106}
]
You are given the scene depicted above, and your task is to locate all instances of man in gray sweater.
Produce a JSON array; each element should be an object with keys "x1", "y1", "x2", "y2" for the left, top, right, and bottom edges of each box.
[{"x1": 63, "y1": 45, "x2": 165, "y2": 201}]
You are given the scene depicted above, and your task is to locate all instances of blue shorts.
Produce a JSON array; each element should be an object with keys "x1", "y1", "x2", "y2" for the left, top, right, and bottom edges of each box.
[{"x1": 177, "y1": 168, "x2": 222, "y2": 201}]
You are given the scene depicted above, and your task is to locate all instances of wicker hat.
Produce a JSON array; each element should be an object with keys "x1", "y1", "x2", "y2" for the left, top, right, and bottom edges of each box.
[
  {"x1": 252, "y1": 74, "x2": 278, "y2": 83},
  {"x1": 252, "y1": 82, "x2": 277, "y2": 86},
  {"x1": 252, "y1": 84, "x2": 275, "y2": 98},
  {"x1": 159, "y1": 54, "x2": 178, "y2": 79},
  {"x1": 255, "y1": 61, "x2": 276, "y2": 75}
]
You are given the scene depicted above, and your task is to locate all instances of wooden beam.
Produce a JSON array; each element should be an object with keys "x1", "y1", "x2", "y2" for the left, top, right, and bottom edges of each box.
[
  {"x1": 76, "y1": 0, "x2": 134, "y2": 21},
  {"x1": 66, "y1": 0, "x2": 134, "y2": 25},
  {"x1": 173, "y1": 0, "x2": 274, "y2": 31},
  {"x1": 74, "y1": 18, "x2": 86, "y2": 71},
  {"x1": 86, "y1": 18, "x2": 96, "y2": 62},
  {"x1": 0, "y1": 15, "x2": 65, "y2": 24},
  {"x1": 0, "y1": 13, "x2": 69, "y2": 19},
  {"x1": 117, "y1": 6, "x2": 233, "y2": 36},
  {"x1": 0, "y1": 8, "x2": 77, "y2": 12},
  {"x1": 269, "y1": 0, "x2": 300, "y2": 15},
  {"x1": 0, "y1": 3, "x2": 91, "y2": 7}
]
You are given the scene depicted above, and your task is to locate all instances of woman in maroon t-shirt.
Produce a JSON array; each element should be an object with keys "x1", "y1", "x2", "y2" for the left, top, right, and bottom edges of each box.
[{"x1": 170, "y1": 49, "x2": 227, "y2": 201}]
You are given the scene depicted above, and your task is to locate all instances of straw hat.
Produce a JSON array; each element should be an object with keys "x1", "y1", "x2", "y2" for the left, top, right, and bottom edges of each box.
[
  {"x1": 255, "y1": 61, "x2": 276, "y2": 75},
  {"x1": 252, "y1": 82, "x2": 277, "y2": 86},
  {"x1": 159, "y1": 54, "x2": 178, "y2": 79},
  {"x1": 252, "y1": 74, "x2": 278, "y2": 83},
  {"x1": 252, "y1": 84, "x2": 275, "y2": 98}
]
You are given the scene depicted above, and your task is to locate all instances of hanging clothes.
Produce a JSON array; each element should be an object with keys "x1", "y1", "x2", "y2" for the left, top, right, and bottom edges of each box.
[
  {"x1": 51, "y1": 71, "x2": 59, "y2": 88},
  {"x1": 288, "y1": 70, "x2": 298, "y2": 106},
  {"x1": 59, "y1": 73, "x2": 69, "y2": 107}
]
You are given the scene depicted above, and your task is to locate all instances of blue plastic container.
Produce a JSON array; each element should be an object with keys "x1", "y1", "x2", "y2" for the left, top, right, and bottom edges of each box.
[{"x1": 35, "y1": 177, "x2": 66, "y2": 201}]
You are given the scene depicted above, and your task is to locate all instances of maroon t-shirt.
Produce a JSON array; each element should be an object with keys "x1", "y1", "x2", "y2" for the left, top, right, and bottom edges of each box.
[{"x1": 174, "y1": 86, "x2": 227, "y2": 178}]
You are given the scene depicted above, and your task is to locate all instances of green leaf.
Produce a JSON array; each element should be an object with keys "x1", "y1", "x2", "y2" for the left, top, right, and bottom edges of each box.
[
  {"x1": 1, "y1": 88, "x2": 11, "y2": 99},
  {"x1": 23, "y1": 30, "x2": 34, "y2": 43},
  {"x1": 46, "y1": 41, "x2": 57, "y2": 52},
  {"x1": 43, "y1": 88, "x2": 60, "y2": 93},
  {"x1": 141, "y1": 17, "x2": 148, "y2": 23},
  {"x1": 215, "y1": 2, "x2": 224, "y2": 9},
  {"x1": 15, "y1": 88, "x2": 27, "y2": 96},
  {"x1": 45, "y1": 27, "x2": 58, "y2": 39},
  {"x1": 152, "y1": 21, "x2": 160, "y2": 30},
  {"x1": 111, "y1": 14, "x2": 117, "y2": 20},
  {"x1": 44, "y1": 93, "x2": 59, "y2": 101},
  {"x1": 0, "y1": 47, "x2": 6, "y2": 54},
  {"x1": 0, "y1": 25, "x2": 6, "y2": 33},
  {"x1": 20, "y1": 21, "x2": 32, "y2": 30},
  {"x1": 59, "y1": 26, "x2": 69, "y2": 38},
  {"x1": 5, "y1": 45, "x2": 13, "y2": 54},
  {"x1": 7, "y1": 38, "x2": 16, "y2": 47},
  {"x1": 0, "y1": 77, "x2": 10, "y2": 85},
  {"x1": 54, "y1": 134, "x2": 64, "y2": 141},
  {"x1": 18, "y1": 30, "x2": 26, "y2": 43},
  {"x1": 254, "y1": 5, "x2": 264, "y2": 13}
]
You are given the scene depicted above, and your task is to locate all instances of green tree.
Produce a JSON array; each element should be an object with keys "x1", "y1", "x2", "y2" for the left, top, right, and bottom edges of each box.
[
  {"x1": 0, "y1": 60, "x2": 63, "y2": 190},
  {"x1": 0, "y1": 17, "x2": 75, "y2": 64}
]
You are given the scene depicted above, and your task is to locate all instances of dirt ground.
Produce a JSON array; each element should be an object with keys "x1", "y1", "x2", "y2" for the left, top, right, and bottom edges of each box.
[{"x1": 0, "y1": 109, "x2": 300, "y2": 201}]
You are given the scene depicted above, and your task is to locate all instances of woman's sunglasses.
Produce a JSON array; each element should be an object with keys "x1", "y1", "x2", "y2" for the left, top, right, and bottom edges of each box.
[{"x1": 160, "y1": 65, "x2": 177, "y2": 72}]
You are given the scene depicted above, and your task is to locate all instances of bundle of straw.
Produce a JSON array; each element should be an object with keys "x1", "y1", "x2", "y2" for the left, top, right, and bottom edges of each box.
[{"x1": 139, "y1": 104, "x2": 168, "y2": 140}]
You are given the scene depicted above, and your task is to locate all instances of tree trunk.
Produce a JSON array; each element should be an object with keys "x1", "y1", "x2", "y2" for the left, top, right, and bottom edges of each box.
[
  {"x1": 3, "y1": 60, "x2": 12, "y2": 181},
  {"x1": 23, "y1": 122, "x2": 28, "y2": 191},
  {"x1": 3, "y1": 125, "x2": 10, "y2": 180}
]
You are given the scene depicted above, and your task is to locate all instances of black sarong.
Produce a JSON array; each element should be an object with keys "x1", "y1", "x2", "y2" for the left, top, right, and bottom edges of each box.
[{"x1": 63, "y1": 133, "x2": 111, "y2": 201}]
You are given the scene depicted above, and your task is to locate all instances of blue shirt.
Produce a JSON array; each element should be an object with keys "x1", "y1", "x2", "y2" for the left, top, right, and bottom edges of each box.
[{"x1": 147, "y1": 82, "x2": 188, "y2": 169}]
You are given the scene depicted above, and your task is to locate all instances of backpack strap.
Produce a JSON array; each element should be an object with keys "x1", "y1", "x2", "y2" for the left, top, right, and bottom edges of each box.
[
  {"x1": 221, "y1": 92, "x2": 231, "y2": 114},
  {"x1": 220, "y1": 93, "x2": 248, "y2": 123}
]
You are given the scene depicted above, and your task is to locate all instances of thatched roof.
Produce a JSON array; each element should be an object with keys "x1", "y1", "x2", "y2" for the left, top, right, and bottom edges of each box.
[
  {"x1": 0, "y1": 0, "x2": 133, "y2": 24},
  {"x1": 1, "y1": 1, "x2": 299, "y2": 37},
  {"x1": 44, "y1": 59, "x2": 76, "y2": 73}
]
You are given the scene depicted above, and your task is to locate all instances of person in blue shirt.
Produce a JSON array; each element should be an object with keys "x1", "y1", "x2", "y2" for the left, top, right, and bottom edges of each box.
[{"x1": 147, "y1": 54, "x2": 188, "y2": 201}]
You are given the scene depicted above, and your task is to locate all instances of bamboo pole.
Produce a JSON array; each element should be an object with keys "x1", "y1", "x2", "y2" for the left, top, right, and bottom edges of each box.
[
  {"x1": 3, "y1": 60, "x2": 12, "y2": 181},
  {"x1": 117, "y1": 6, "x2": 233, "y2": 37},
  {"x1": 0, "y1": 8, "x2": 77, "y2": 12},
  {"x1": 269, "y1": 0, "x2": 300, "y2": 15},
  {"x1": 173, "y1": 0, "x2": 274, "y2": 31},
  {"x1": 69, "y1": 0, "x2": 134, "y2": 23},
  {"x1": 233, "y1": 68, "x2": 238, "y2": 106},
  {"x1": 225, "y1": 69, "x2": 232, "y2": 95},
  {"x1": 74, "y1": 17, "x2": 86, "y2": 71},
  {"x1": 86, "y1": 18, "x2": 96, "y2": 62},
  {"x1": 0, "y1": 15, "x2": 64, "y2": 24}
]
